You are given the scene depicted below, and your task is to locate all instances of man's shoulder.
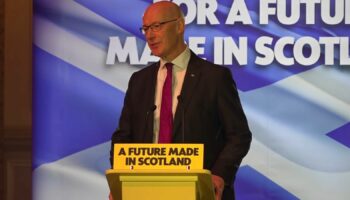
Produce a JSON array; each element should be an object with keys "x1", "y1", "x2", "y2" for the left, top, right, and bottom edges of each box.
[
  {"x1": 191, "y1": 54, "x2": 229, "y2": 74},
  {"x1": 132, "y1": 62, "x2": 159, "y2": 77}
]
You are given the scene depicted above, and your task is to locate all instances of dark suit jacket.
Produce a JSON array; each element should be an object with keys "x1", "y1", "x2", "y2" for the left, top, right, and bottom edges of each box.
[{"x1": 110, "y1": 51, "x2": 252, "y2": 185}]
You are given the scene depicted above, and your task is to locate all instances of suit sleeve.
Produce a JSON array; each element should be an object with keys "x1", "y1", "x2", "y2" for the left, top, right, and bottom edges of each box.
[
  {"x1": 211, "y1": 67, "x2": 252, "y2": 184},
  {"x1": 109, "y1": 73, "x2": 135, "y2": 167}
]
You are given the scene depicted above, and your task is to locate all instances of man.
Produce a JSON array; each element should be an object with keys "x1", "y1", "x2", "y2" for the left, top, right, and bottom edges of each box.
[{"x1": 110, "y1": 1, "x2": 252, "y2": 199}]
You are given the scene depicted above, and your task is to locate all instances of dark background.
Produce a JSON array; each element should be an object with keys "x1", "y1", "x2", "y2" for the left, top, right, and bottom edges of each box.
[{"x1": 1, "y1": 0, "x2": 32, "y2": 199}]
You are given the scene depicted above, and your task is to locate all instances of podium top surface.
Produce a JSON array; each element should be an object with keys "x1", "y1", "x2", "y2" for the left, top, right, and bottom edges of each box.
[{"x1": 106, "y1": 168, "x2": 211, "y2": 175}]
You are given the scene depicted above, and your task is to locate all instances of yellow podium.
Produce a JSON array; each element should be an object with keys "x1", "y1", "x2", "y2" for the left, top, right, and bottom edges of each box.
[
  {"x1": 106, "y1": 144, "x2": 215, "y2": 200},
  {"x1": 106, "y1": 169, "x2": 215, "y2": 200}
]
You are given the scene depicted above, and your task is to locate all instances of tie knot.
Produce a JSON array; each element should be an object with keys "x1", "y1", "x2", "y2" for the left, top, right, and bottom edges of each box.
[{"x1": 165, "y1": 63, "x2": 173, "y2": 71}]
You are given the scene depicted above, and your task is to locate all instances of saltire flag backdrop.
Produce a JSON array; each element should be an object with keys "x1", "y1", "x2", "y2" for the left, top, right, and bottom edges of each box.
[{"x1": 33, "y1": 0, "x2": 350, "y2": 199}]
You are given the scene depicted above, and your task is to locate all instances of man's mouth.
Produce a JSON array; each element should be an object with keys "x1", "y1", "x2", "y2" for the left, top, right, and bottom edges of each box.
[{"x1": 149, "y1": 42, "x2": 160, "y2": 49}]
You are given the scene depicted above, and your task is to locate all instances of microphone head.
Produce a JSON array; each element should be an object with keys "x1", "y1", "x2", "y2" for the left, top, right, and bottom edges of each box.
[
  {"x1": 177, "y1": 95, "x2": 182, "y2": 102},
  {"x1": 151, "y1": 105, "x2": 157, "y2": 111}
]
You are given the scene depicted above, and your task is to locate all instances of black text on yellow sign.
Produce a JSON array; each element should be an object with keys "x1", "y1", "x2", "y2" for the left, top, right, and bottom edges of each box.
[{"x1": 113, "y1": 144, "x2": 203, "y2": 170}]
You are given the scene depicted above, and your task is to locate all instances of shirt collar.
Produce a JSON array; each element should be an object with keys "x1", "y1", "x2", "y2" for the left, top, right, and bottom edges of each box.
[{"x1": 160, "y1": 47, "x2": 191, "y2": 70}]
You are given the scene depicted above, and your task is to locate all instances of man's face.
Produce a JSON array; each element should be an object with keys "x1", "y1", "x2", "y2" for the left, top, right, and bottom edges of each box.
[{"x1": 142, "y1": 6, "x2": 182, "y2": 60}]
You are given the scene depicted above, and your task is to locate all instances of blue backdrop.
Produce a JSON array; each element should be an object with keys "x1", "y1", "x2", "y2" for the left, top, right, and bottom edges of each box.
[{"x1": 33, "y1": 0, "x2": 350, "y2": 199}]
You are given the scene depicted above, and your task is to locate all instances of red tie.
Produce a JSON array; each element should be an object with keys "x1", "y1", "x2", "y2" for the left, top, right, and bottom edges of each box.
[{"x1": 159, "y1": 63, "x2": 173, "y2": 143}]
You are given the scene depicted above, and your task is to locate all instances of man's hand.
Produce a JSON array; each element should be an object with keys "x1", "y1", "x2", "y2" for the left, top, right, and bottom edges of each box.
[
  {"x1": 109, "y1": 192, "x2": 113, "y2": 200},
  {"x1": 212, "y1": 174, "x2": 225, "y2": 200}
]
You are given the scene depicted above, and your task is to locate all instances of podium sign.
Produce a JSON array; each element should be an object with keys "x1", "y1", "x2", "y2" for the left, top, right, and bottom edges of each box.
[
  {"x1": 107, "y1": 144, "x2": 215, "y2": 200},
  {"x1": 113, "y1": 143, "x2": 204, "y2": 170}
]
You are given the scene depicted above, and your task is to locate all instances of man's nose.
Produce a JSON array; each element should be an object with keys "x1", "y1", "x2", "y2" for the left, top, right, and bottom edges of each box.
[{"x1": 145, "y1": 30, "x2": 155, "y2": 40}]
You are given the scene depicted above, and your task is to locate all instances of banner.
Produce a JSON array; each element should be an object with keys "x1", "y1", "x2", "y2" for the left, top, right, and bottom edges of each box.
[{"x1": 33, "y1": 0, "x2": 350, "y2": 199}]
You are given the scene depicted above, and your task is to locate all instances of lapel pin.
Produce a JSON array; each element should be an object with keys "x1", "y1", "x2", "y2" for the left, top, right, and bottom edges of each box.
[{"x1": 190, "y1": 73, "x2": 195, "y2": 77}]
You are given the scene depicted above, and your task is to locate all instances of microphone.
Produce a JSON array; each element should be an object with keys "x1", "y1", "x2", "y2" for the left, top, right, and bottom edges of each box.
[
  {"x1": 143, "y1": 105, "x2": 157, "y2": 142},
  {"x1": 177, "y1": 95, "x2": 185, "y2": 143}
]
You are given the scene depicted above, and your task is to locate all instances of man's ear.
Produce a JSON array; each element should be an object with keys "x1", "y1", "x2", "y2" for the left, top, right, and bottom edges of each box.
[{"x1": 177, "y1": 18, "x2": 185, "y2": 34}]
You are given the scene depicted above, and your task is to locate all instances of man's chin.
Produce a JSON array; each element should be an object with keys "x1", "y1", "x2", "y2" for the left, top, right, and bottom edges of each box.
[{"x1": 150, "y1": 51, "x2": 161, "y2": 58}]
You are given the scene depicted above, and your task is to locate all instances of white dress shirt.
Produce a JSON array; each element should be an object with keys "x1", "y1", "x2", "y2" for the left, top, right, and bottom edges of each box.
[{"x1": 153, "y1": 47, "x2": 191, "y2": 143}]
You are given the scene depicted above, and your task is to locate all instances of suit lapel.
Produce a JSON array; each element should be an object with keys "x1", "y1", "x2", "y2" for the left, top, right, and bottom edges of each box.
[
  {"x1": 144, "y1": 62, "x2": 160, "y2": 142},
  {"x1": 173, "y1": 52, "x2": 202, "y2": 139}
]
